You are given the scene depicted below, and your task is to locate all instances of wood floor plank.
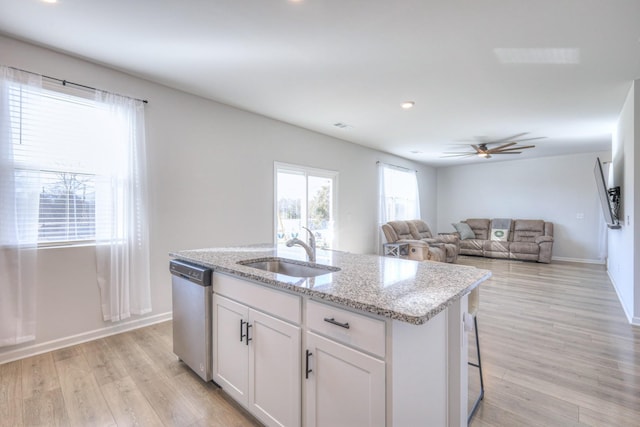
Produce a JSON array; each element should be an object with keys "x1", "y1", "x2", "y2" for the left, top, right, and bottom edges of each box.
[
  {"x1": 80, "y1": 338, "x2": 129, "y2": 387},
  {"x1": 133, "y1": 375, "x2": 201, "y2": 427},
  {"x1": 170, "y1": 370, "x2": 261, "y2": 427},
  {"x1": 0, "y1": 360, "x2": 23, "y2": 427},
  {"x1": 55, "y1": 355, "x2": 116, "y2": 427},
  {"x1": 103, "y1": 332, "x2": 161, "y2": 383},
  {"x1": 100, "y1": 376, "x2": 163, "y2": 427},
  {"x1": 23, "y1": 388, "x2": 69, "y2": 427},
  {"x1": 21, "y1": 353, "x2": 59, "y2": 399},
  {"x1": 129, "y1": 327, "x2": 189, "y2": 378}
]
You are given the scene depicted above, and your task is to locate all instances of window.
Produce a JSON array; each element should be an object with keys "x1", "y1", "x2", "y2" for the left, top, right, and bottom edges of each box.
[
  {"x1": 378, "y1": 163, "x2": 420, "y2": 223},
  {"x1": 275, "y1": 163, "x2": 337, "y2": 249},
  {"x1": 7, "y1": 82, "x2": 123, "y2": 245}
]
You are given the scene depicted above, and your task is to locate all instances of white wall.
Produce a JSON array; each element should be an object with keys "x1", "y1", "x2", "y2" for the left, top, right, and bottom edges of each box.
[
  {"x1": 436, "y1": 152, "x2": 610, "y2": 263},
  {"x1": 609, "y1": 80, "x2": 638, "y2": 324},
  {"x1": 0, "y1": 35, "x2": 437, "y2": 362}
]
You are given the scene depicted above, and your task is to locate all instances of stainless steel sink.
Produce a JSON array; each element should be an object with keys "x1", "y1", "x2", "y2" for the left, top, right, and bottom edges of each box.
[{"x1": 238, "y1": 258, "x2": 340, "y2": 278}]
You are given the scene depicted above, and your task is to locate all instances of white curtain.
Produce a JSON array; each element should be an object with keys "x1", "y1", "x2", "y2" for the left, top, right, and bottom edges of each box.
[
  {"x1": 95, "y1": 91, "x2": 151, "y2": 322},
  {"x1": 377, "y1": 162, "x2": 421, "y2": 252},
  {"x1": 0, "y1": 67, "x2": 40, "y2": 347}
]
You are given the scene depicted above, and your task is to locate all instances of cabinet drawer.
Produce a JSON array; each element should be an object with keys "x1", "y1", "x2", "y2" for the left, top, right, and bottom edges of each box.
[
  {"x1": 306, "y1": 299, "x2": 386, "y2": 358},
  {"x1": 213, "y1": 272, "x2": 301, "y2": 324}
]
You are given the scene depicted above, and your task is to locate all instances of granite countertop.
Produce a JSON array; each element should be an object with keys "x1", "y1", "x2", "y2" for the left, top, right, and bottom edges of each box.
[{"x1": 170, "y1": 244, "x2": 491, "y2": 325}]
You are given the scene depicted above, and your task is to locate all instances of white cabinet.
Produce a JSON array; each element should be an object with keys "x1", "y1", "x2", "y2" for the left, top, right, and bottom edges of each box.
[
  {"x1": 212, "y1": 295, "x2": 249, "y2": 404},
  {"x1": 212, "y1": 271, "x2": 469, "y2": 427},
  {"x1": 249, "y1": 309, "x2": 301, "y2": 427},
  {"x1": 212, "y1": 273, "x2": 301, "y2": 427},
  {"x1": 305, "y1": 331, "x2": 385, "y2": 427},
  {"x1": 304, "y1": 300, "x2": 386, "y2": 427}
]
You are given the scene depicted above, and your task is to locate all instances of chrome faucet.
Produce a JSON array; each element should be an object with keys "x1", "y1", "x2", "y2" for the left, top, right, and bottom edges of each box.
[{"x1": 286, "y1": 226, "x2": 316, "y2": 262}]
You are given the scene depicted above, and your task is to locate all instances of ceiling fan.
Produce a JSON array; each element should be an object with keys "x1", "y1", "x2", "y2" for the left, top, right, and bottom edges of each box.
[{"x1": 442, "y1": 133, "x2": 544, "y2": 159}]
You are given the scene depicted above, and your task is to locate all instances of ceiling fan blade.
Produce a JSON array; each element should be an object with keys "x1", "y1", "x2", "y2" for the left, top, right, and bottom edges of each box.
[
  {"x1": 493, "y1": 152, "x2": 523, "y2": 154},
  {"x1": 485, "y1": 132, "x2": 529, "y2": 144},
  {"x1": 495, "y1": 145, "x2": 536, "y2": 152},
  {"x1": 471, "y1": 144, "x2": 481, "y2": 152},
  {"x1": 488, "y1": 141, "x2": 517, "y2": 152},
  {"x1": 511, "y1": 136, "x2": 546, "y2": 143}
]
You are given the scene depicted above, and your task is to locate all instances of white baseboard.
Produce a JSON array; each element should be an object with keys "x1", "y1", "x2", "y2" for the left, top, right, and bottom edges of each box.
[
  {"x1": 0, "y1": 311, "x2": 172, "y2": 365},
  {"x1": 606, "y1": 270, "x2": 638, "y2": 325},
  {"x1": 552, "y1": 256, "x2": 605, "y2": 265}
]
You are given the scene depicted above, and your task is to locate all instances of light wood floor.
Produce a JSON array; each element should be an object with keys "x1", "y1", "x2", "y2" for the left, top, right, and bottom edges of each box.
[
  {"x1": 459, "y1": 256, "x2": 640, "y2": 427},
  {"x1": 1, "y1": 257, "x2": 638, "y2": 426},
  {"x1": 0, "y1": 321, "x2": 261, "y2": 427}
]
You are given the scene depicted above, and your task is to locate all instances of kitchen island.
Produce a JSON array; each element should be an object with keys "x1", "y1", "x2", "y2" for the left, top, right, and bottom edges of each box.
[{"x1": 171, "y1": 244, "x2": 491, "y2": 427}]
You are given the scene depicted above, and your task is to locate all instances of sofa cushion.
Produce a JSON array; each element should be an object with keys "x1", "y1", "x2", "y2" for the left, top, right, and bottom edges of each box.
[
  {"x1": 407, "y1": 219, "x2": 434, "y2": 240},
  {"x1": 510, "y1": 241, "x2": 540, "y2": 255},
  {"x1": 512, "y1": 220, "x2": 545, "y2": 242},
  {"x1": 484, "y1": 240, "x2": 510, "y2": 253},
  {"x1": 387, "y1": 220, "x2": 414, "y2": 241},
  {"x1": 464, "y1": 218, "x2": 490, "y2": 240},
  {"x1": 460, "y1": 239, "x2": 484, "y2": 252},
  {"x1": 452, "y1": 222, "x2": 475, "y2": 240}
]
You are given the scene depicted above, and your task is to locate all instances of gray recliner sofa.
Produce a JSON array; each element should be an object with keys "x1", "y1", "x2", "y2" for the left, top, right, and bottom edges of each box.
[
  {"x1": 381, "y1": 219, "x2": 460, "y2": 263},
  {"x1": 453, "y1": 218, "x2": 553, "y2": 263}
]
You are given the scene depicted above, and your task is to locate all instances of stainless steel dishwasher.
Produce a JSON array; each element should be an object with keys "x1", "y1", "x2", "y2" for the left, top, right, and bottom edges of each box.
[{"x1": 170, "y1": 259, "x2": 212, "y2": 381}]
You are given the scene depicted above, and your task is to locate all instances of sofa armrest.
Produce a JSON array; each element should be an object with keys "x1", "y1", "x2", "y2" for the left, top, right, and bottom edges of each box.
[
  {"x1": 535, "y1": 235, "x2": 554, "y2": 244},
  {"x1": 421, "y1": 238, "x2": 439, "y2": 245}
]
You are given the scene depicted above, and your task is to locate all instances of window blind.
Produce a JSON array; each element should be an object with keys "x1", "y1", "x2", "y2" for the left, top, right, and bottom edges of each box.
[{"x1": 8, "y1": 82, "x2": 124, "y2": 244}]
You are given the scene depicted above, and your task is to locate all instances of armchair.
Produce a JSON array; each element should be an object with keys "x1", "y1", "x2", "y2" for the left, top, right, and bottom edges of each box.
[
  {"x1": 381, "y1": 221, "x2": 445, "y2": 262},
  {"x1": 406, "y1": 219, "x2": 459, "y2": 263}
]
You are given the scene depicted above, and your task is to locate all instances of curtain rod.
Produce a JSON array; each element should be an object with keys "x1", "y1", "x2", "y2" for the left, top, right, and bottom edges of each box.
[
  {"x1": 8, "y1": 66, "x2": 148, "y2": 104},
  {"x1": 376, "y1": 161, "x2": 416, "y2": 173}
]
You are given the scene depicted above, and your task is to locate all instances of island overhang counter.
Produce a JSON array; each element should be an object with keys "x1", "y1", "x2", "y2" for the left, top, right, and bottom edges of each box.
[{"x1": 170, "y1": 244, "x2": 492, "y2": 427}]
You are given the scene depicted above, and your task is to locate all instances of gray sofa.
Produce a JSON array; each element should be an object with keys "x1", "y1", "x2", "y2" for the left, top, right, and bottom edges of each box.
[{"x1": 452, "y1": 218, "x2": 554, "y2": 263}]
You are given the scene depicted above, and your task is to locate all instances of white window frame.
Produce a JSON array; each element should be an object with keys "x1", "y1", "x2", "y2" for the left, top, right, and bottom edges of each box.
[
  {"x1": 7, "y1": 80, "x2": 123, "y2": 248},
  {"x1": 274, "y1": 162, "x2": 339, "y2": 250}
]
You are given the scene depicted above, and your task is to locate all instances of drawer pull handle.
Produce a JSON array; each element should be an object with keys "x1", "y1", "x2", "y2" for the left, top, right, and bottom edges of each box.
[{"x1": 324, "y1": 317, "x2": 350, "y2": 329}]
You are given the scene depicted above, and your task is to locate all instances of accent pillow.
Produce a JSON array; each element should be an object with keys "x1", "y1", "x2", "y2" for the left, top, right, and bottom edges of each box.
[
  {"x1": 490, "y1": 218, "x2": 511, "y2": 241},
  {"x1": 452, "y1": 222, "x2": 475, "y2": 240},
  {"x1": 490, "y1": 228, "x2": 509, "y2": 241}
]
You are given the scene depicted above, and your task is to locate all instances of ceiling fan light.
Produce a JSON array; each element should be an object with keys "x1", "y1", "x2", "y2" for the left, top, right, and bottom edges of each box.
[{"x1": 477, "y1": 152, "x2": 489, "y2": 158}]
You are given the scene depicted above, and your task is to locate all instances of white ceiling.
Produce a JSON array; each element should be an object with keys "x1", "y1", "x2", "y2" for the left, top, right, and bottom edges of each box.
[{"x1": 1, "y1": 0, "x2": 639, "y2": 166}]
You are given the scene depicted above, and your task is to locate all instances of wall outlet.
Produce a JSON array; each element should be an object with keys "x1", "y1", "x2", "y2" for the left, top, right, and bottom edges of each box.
[{"x1": 576, "y1": 213, "x2": 584, "y2": 220}]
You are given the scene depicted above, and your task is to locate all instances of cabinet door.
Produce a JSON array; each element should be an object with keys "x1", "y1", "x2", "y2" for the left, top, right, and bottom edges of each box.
[
  {"x1": 249, "y1": 309, "x2": 301, "y2": 427},
  {"x1": 305, "y1": 332, "x2": 385, "y2": 427},
  {"x1": 212, "y1": 294, "x2": 249, "y2": 407}
]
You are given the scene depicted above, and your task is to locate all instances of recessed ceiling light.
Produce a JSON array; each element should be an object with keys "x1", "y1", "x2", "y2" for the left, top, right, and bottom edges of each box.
[
  {"x1": 41, "y1": 0, "x2": 58, "y2": 3},
  {"x1": 401, "y1": 101, "x2": 415, "y2": 109},
  {"x1": 409, "y1": 150, "x2": 423, "y2": 154}
]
